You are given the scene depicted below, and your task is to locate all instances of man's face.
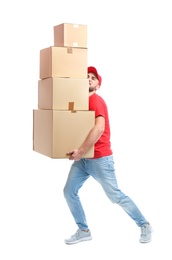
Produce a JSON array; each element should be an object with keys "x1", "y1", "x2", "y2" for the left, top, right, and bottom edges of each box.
[{"x1": 88, "y1": 73, "x2": 99, "y2": 93}]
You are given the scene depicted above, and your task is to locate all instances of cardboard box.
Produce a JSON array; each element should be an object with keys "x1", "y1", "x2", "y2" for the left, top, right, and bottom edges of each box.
[
  {"x1": 54, "y1": 23, "x2": 87, "y2": 48},
  {"x1": 40, "y1": 46, "x2": 87, "y2": 79},
  {"x1": 38, "y1": 77, "x2": 89, "y2": 110},
  {"x1": 33, "y1": 109, "x2": 95, "y2": 158}
]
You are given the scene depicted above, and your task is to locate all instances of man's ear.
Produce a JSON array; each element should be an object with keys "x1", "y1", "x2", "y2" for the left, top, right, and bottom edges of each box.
[{"x1": 96, "y1": 85, "x2": 100, "y2": 90}]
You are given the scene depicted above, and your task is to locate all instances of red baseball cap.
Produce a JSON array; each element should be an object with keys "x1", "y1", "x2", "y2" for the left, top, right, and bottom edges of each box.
[{"x1": 88, "y1": 66, "x2": 102, "y2": 86}]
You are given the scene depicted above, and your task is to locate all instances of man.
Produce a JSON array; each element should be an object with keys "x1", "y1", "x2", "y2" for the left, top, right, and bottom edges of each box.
[{"x1": 63, "y1": 66, "x2": 152, "y2": 244}]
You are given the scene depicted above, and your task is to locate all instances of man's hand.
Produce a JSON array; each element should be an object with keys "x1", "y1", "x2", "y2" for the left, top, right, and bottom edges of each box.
[{"x1": 66, "y1": 150, "x2": 83, "y2": 161}]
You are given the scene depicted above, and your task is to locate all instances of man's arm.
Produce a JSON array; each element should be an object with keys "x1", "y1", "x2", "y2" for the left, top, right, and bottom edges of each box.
[{"x1": 66, "y1": 116, "x2": 105, "y2": 161}]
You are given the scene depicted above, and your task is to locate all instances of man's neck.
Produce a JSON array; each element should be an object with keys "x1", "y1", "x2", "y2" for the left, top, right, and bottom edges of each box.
[{"x1": 89, "y1": 90, "x2": 96, "y2": 97}]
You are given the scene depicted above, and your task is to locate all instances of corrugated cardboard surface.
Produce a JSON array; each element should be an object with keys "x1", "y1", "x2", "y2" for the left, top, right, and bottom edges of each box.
[
  {"x1": 40, "y1": 46, "x2": 87, "y2": 79},
  {"x1": 54, "y1": 23, "x2": 87, "y2": 48},
  {"x1": 33, "y1": 109, "x2": 95, "y2": 158},
  {"x1": 38, "y1": 77, "x2": 89, "y2": 110}
]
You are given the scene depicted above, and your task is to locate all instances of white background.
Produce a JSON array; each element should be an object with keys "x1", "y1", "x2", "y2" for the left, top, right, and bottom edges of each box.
[{"x1": 0, "y1": 0, "x2": 172, "y2": 259}]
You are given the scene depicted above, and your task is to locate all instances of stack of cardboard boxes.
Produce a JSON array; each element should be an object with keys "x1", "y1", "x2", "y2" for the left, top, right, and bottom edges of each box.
[{"x1": 33, "y1": 23, "x2": 95, "y2": 159}]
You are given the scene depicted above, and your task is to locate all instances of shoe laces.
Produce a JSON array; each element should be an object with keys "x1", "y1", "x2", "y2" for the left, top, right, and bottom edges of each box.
[{"x1": 73, "y1": 229, "x2": 81, "y2": 239}]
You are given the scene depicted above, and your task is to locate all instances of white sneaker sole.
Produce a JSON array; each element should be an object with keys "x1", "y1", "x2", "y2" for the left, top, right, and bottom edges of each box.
[
  {"x1": 65, "y1": 236, "x2": 92, "y2": 245},
  {"x1": 139, "y1": 238, "x2": 152, "y2": 243}
]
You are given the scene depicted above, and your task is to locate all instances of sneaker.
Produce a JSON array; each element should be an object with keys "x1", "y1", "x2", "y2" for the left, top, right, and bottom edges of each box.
[
  {"x1": 65, "y1": 229, "x2": 92, "y2": 245},
  {"x1": 139, "y1": 223, "x2": 152, "y2": 243}
]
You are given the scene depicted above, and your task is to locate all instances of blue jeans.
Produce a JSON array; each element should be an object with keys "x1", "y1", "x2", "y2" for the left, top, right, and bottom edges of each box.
[{"x1": 63, "y1": 155, "x2": 147, "y2": 230}]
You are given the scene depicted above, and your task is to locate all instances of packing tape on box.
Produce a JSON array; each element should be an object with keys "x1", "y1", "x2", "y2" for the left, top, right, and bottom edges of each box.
[
  {"x1": 73, "y1": 42, "x2": 78, "y2": 47},
  {"x1": 68, "y1": 102, "x2": 74, "y2": 110},
  {"x1": 67, "y1": 47, "x2": 73, "y2": 53},
  {"x1": 68, "y1": 102, "x2": 76, "y2": 112}
]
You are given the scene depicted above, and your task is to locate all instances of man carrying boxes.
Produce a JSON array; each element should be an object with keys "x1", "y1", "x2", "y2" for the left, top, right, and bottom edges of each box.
[
  {"x1": 64, "y1": 65, "x2": 153, "y2": 245},
  {"x1": 33, "y1": 23, "x2": 152, "y2": 245}
]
